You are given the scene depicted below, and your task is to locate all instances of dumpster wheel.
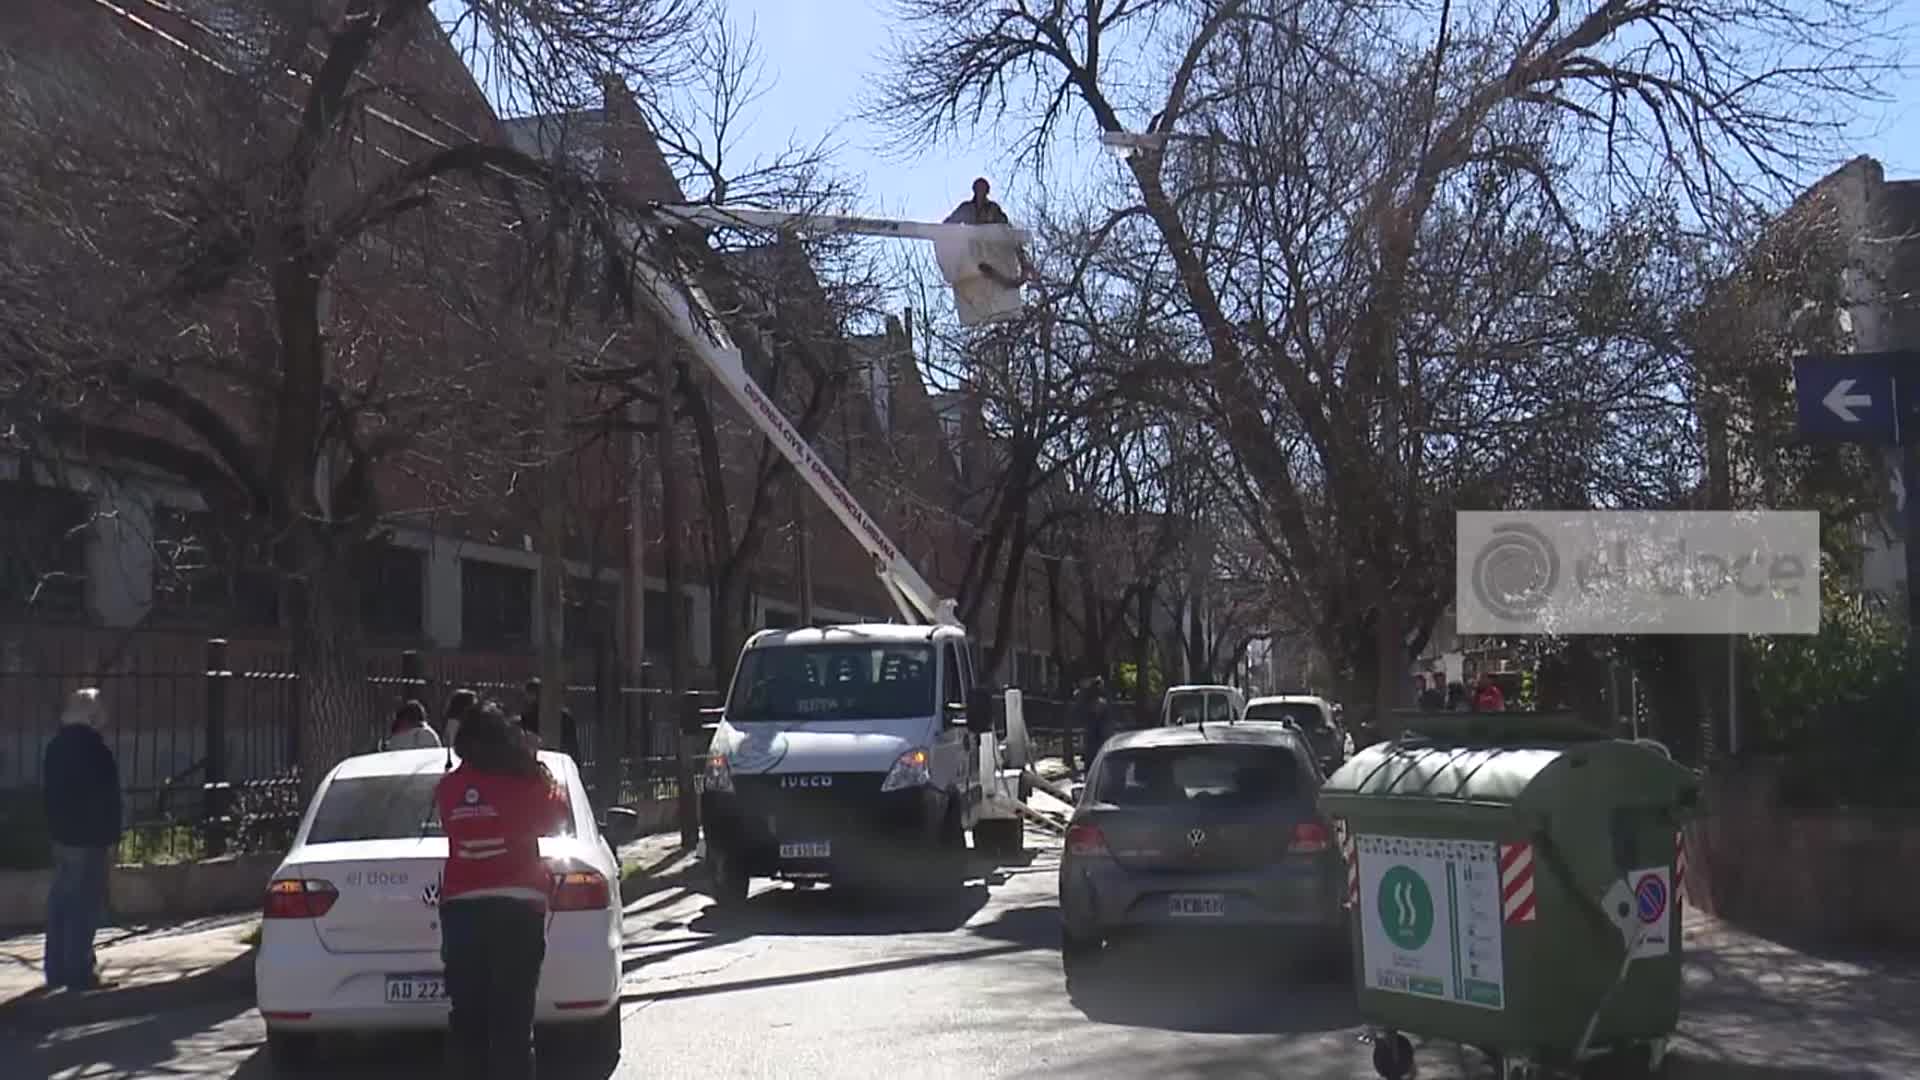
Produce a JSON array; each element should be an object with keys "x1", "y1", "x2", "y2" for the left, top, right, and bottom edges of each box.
[{"x1": 1369, "y1": 1031, "x2": 1414, "y2": 1080}]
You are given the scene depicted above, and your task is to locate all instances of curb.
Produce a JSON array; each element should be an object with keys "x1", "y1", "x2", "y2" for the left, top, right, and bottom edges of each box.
[{"x1": 0, "y1": 946, "x2": 256, "y2": 1034}]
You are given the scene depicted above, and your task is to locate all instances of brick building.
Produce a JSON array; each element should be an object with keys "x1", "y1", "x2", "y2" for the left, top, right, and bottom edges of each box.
[{"x1": 0, "y1": 1, "x2": 1071, "y2": 701}]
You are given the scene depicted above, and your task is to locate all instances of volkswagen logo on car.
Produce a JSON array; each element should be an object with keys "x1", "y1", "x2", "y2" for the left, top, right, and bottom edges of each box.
[
  {"x1": 780, "y1": 775, "x2": 834, "y2": 789},
  {"x1": 1187, "y1": 828, "x2": 1207, "y2": 849}
]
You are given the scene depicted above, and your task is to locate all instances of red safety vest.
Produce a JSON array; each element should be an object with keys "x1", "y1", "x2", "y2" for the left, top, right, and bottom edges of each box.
[{"x1": 435, "y1": 764, "x2": 569, "y2": 903}]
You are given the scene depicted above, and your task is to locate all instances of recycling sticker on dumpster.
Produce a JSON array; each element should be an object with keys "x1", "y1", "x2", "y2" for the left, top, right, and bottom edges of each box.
[{"x1": 1356, "y1": 835, "x2": 1506, "y2": 1010}]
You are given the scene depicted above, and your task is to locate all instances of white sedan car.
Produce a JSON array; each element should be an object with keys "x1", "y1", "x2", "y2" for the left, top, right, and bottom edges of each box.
[{"x1": 255, "y1": 748, "x2": 633, "y2": 1071}]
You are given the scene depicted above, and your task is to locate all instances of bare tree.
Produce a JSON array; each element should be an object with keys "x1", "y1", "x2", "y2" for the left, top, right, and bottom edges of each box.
[
  {"x1": 1, "y1": 0, "x2": 701, "y2": 790},
  {"x1": 870, "y1": 0, "x2": 1896, "y2": 714}
]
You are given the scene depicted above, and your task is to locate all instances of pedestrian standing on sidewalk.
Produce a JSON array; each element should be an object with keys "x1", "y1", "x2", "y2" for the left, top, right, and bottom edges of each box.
[
  {"x1": 436, "y1": 700, "x2": 568, "y2": 1080},
  {"x1": 383, "y1": 699, "x2": 441, "y2": 751},
  {"x1": 520, "y1": 677, "x2": 579, "y2": 758},
  {"x1": 1085, "y1": 677, "x2": 1111, "y2": 765},
  {"x1": 41, "y1": 687, "x2": 120, "y2": 993},
  {"x1": 441, "y1": 689, "x2": 477, "y2": 751},
  {"x1": 1067, "y1": 681, "x2": 1093, "y2": 774}
]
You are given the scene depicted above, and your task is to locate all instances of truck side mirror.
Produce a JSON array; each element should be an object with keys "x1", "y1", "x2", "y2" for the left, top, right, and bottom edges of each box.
[{"x1": 685, "y1": 704, "x2": 724, "y2": 736}]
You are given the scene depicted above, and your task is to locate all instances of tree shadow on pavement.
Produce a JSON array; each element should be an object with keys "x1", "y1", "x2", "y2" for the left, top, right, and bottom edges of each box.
[{"x1": 1673, "y1": 916, "x2": 1920, "y2": 1079}]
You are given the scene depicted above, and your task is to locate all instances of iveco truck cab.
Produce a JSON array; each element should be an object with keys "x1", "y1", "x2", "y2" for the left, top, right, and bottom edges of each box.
[{"x1": 699, "y1": 624, "x2": 993, "y2": 903}]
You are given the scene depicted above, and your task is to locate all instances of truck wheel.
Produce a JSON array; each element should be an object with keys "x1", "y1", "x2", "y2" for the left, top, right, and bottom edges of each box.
[
  {"x1": 707, "y1": 847, "x2": 749, "y2": 909},
  {"x1": 935, "y1": 805, "x2": 968, "y2": 891},
  {"x1": 1371, "y1": 1032, "x2": 1414, "y2": 1080}
]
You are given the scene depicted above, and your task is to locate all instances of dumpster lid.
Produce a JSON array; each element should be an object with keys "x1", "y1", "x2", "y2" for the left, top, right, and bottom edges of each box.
[
  {"x1": 1323, "y1": 715, "x2": 1700, "y2": 815},
  {"x1": 1391, "y1": 710, "x2": 1610, "y2": 747}
]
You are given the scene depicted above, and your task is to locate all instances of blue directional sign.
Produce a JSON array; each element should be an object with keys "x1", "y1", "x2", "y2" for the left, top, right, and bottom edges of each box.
[{"x1": 1792, "y1": 353, "x2": 1907, "y2": 444}]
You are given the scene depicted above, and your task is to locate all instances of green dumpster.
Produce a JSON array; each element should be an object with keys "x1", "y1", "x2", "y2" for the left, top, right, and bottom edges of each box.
[{"x1": 1320, "y1": 712, "x2": 1701, "y2": 1080}]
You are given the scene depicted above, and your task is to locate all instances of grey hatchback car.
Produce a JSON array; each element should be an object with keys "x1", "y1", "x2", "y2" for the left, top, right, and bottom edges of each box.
[{"x1": 1058, "y1": 722, "x2": 1347, "y2": 974}]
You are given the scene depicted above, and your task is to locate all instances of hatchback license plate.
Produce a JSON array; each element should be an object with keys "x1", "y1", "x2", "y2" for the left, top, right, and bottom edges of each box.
[
  {"x1": 1169, "y1": 893, "x2": 1226, "y2": 917},
  {"x1": 779, "y1": 841, "x2": 831, "y2": 859},
  {"x1": 385, "y1": 974, "x2": 446, "y2": 1003}
]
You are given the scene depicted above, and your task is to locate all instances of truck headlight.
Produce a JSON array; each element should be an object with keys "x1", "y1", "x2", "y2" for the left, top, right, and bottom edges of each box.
[
  {"x1": 880, "y1": 747, "x2": 931, "y2": 792},
  {"x1": 704, "y1": 752, "x2": 734, "y2": 793}
]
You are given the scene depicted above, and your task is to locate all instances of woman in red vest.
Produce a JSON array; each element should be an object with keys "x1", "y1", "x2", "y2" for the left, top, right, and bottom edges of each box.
[{"x1": 436, "y1": 700, "x2": 568, "y2": 1080}]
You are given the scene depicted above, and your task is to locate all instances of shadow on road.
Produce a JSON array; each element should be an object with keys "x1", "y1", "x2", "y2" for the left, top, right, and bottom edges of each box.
[
  {"x1": 684, "y1": 880, "x2": 991, "y2": 938},
  {"x1": 1063, "y1": 933, "x2": 1361, "y2": 1035}
]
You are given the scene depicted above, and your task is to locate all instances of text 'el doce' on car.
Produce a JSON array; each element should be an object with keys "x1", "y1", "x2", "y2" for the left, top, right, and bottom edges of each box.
[
  {"x1": 254, "y1": 748, "x2": 631, "y2": 1071},
  {"x1": 1058, "y1": 720, "x2": 1349, "y2": 978}
]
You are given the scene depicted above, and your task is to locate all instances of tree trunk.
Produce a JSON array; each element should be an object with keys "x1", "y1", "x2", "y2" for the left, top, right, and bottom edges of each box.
[
  {"x1": 1133, "y1": 584, "x2": 1154, "y2": 728},
  {"x1": 656, "y1": 369, "x2": 698, "y2": 849},
  {"x1": 292, "y1": 538, "x2": 371, "y2": 802},
  {"x1": 709, "y1": 570, "x2": 746, "y2": 694},
  {"x1": 1045, "y1": 556, "x2": 1068, "y2": 695}
]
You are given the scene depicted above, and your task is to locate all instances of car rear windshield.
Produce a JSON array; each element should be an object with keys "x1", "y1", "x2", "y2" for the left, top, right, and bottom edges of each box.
[
  {"x1": 304, "y1": 773, "x2": 576, "y2": 844},
  {"x1": 1091, "y1": 746, "x2": 1302, "y2": 807},
  {"x1": 1167, "y1": 693, "x2": 1235, "y2": 725},
  {"x1": 1246, "y1": 702, "x2": 1328, "y2": 731},
  {"x1": 728, "y1": 643, "x2": 936, "y2": 723}
]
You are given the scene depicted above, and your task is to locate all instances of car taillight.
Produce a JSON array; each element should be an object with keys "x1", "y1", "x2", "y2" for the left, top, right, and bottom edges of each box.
[
  {"x1": 1289, "y1": 821, "x2": 1331, "y2": 854},
  {"x1": 550, "y1": 869, "x2": 612, "y2": 911},
  {"x1": 264, "y1": 878, "x2": 338, "y2": 919},
  {"x1": 1065, "y1": 823, "x2": 1108, "y2": 857}
]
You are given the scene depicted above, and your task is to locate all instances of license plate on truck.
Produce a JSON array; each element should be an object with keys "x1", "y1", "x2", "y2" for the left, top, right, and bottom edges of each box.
[
  {"x1": 1169, "y1": 893, "x2": 1226, "y2": 917},
  {"x1": 779, "y1": 841, "x2": 831, "y2": 859},
  {"x1": 385, "y1": 974, "x2": 446, "y2": 1003}
]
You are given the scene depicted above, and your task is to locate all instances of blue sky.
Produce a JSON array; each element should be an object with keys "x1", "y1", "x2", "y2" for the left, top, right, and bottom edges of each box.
[{"x1": 711, "y1": 0, "x2": 1919, "y2": 223}]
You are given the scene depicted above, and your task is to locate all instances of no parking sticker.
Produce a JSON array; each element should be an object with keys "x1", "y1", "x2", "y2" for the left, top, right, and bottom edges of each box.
[{"x1": 1627, "y1": 866, "x2": 1674, "y2": 959}]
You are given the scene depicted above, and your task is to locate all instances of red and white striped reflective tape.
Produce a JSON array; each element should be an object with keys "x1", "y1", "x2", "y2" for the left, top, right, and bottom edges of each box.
[
  {"x1": 1500, "y1": 841, "x2": 1537, "y2": 923},
  {"x1": 1337, "y1": 820, "x2": 1359, "y2": 907},
  {"x1": 1674, "y1": 829, "x2": 1688, "y2": 908}
]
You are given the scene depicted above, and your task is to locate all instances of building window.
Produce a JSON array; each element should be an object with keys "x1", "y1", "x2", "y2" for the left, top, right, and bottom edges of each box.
[
  {"x1": 566, "y1": 575, "x2": 620, "y2": 650},
  {"x1": 461, "y1": 558, "x2": 533, "y2": 650},
  {"x1": 359, "y1": 544, "x2": 425, "y2": 640},
  {"x1": 0, "y1": 480, "x2": 89, "y2": 617},
  {"x1": 641, "y1": 587, "x2": 692, "y2": 658},
  {"x1": 150, "y1": 506, "x2": 279, "y2": 628}
]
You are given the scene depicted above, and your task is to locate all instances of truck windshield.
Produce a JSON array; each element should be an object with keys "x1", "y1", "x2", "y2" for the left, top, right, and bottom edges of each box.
[{"x1": 729, "y1": 643, "x2": 937, "y2": 723}]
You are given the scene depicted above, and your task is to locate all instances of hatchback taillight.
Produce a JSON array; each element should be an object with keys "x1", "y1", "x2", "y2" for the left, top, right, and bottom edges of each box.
[
  {"x1": 1065, "y1": 823, "x2": 1109, "y2": 857},
  {"x1": 264, "y1": 878, "x2": 339, "y2": 919},
  {"x1": 1289, "y1": 821, "x2": 1331, "y2": 854},
  {"x1": 550, "y1": 869, "x2": 613, "y2": 911}
]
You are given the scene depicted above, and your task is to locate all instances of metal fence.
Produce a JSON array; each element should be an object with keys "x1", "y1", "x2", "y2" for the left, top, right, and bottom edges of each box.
[{"x1": 0, "y1": 628, "x2": 718, "y2": 868}]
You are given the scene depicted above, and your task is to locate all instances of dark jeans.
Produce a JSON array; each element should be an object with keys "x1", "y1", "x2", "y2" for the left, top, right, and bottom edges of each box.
[
  {"x1": 45, "y1": 844, "x2": 110, "y2": 989},
  {"x1": 442, "y1": 896, "x2": 547, "y2": 1080}
]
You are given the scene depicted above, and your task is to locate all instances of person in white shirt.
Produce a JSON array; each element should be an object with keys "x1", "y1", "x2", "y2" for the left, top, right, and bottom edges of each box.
[{"x1": 383, "y1": 700, "x2": 442, "y2": 751}]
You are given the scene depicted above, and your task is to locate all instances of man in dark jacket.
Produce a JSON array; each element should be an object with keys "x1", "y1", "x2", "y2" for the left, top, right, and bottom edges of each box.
[
  {"x1": 520, "y1": 678, "x2": 579, "y2": 758},
  {"x1": 41, "y1": 687, "x2": 120, "y2": 991}
]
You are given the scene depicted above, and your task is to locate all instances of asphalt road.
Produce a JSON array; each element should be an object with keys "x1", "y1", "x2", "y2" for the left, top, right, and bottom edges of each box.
[{"x1": 6, "y1": 832, "x2": 1443, "y2": 1080}]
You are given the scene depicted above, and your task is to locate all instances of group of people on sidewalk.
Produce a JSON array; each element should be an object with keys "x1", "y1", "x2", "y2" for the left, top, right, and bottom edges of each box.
[
  {"x1": 1416, "y1": 670, "x2": 1507, "y2": 713},
  {"x1": 381, "y1": 677, "x2": 578, "y2": 759}
]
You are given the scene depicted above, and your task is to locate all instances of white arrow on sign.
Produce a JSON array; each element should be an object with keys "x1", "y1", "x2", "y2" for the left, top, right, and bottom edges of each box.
[{"x1": 1822, "y1": 378, "x2": 1873, "y2": 423}]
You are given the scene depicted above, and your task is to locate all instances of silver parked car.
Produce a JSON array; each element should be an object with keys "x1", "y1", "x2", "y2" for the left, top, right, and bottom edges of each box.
[{"x1": 1057, "y1": 722, "x2": 1347, "y2": 977}]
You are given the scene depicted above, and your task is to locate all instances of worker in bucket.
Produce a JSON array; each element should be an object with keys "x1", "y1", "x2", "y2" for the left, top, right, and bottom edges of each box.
[
  {"x1": 435, "y1": 699, "x2": 569, "y2": 1080},
  {"x1": 944, "y1": 177, "x2": 1036, "y2": 287}
]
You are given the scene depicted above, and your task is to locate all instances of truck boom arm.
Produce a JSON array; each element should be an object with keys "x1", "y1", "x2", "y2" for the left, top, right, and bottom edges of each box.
[{"x1": 629, "y1": 218, "x2": 961, "y2": 627}]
